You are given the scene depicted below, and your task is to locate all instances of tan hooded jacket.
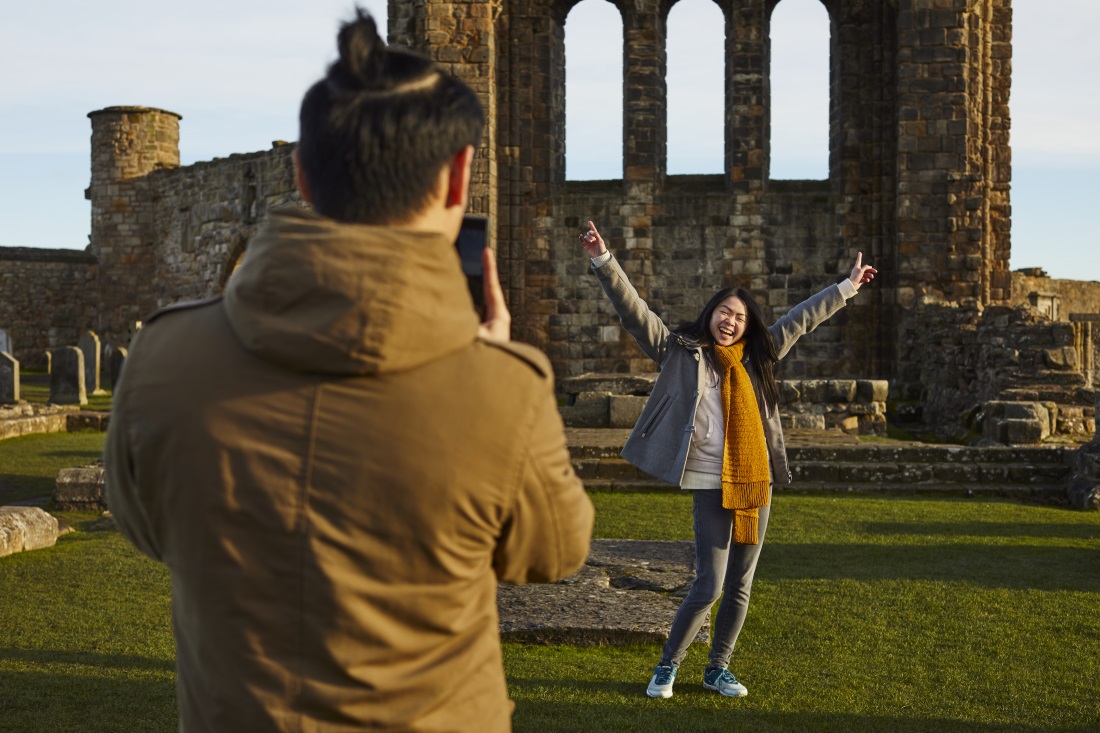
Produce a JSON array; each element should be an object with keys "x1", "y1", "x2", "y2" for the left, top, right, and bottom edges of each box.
[{"x1": 104, "y1": 207, "x2": 594, "y2": 733}]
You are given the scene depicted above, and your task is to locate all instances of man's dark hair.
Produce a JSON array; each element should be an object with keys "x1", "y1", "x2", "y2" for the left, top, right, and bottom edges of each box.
[
  {"x1": 297, "y1": 8, "x2": 484, "y2": 224},
  {"x1": 672, "y1": 287, "x2": 781, "y2": 408}
]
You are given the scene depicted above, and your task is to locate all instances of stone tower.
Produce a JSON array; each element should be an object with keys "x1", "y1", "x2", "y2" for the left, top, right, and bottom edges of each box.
[{"x1": 87, "y1": 106, "x2": 182, "y2": 338}]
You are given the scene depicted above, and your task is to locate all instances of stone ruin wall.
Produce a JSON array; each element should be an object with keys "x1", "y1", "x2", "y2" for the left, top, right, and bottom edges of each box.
[
  {"x1": 0, "y1": 107, "x2": 302, "y2": 369},
  {"x1": 535, "y1": 179, "x2": 861, "y2": 381},
  {"x1": 896, "y1": 301, "x2": 1095, "y2": 437},
  {"x1": 0, "y1": 249, "x2": 97, "y2": 368},
  {"x1": 2, "y1": 0, "x2": 1096, "y2": 442}
]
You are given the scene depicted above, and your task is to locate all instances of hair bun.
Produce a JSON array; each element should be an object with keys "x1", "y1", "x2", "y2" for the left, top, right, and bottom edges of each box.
[{"x1": 330, "y1": 8, "x2": 389, "y2": 91}]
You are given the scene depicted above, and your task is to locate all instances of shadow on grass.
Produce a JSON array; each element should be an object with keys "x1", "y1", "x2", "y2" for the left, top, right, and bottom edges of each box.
[
  {"x1": 861, "y1": 521, "x2": 1100, "y2": 540},
  {"x1": 0, "y1": 650, "x2": 175, "y2": 733},
  {"x1": 0, "y1": 647, "x2": 173, "y2": 672},
  {"x1": 512, "y1": 695, "x2": 1097, "y2": 733},
  {"x1": 762, "y1": 543, "x2": 1100, "y2": 592}
]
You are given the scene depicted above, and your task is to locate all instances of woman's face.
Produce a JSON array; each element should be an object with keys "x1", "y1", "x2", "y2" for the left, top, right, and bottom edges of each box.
[{"x1": 709, "y1": 295, "x2": 748, "y2": 346}]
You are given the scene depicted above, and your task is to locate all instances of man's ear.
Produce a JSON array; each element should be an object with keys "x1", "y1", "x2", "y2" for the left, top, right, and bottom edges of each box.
[
  {"x1": 292, "y1": 147, "x2": 312, "y2": 204},
  {"x1": 445, "y1": 145, "x2": 475, "y2": 209}
]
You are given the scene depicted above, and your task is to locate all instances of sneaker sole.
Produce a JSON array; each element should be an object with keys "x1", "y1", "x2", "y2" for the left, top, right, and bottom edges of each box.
[
  {"x1": 702, "y1": 682, "x2": 748, "y2": 698},
  {"x1": 646, "y1": 689, "x2": 674, "y2": 699}
]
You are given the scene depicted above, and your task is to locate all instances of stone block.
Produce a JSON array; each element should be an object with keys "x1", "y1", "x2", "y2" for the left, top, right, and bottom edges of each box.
[
  {"x1": 559, "y1": 392, "x2": 610, "y2": 428},
  {"x1": 0, "y1": 506, "x2": 61, "y2": 558},
  {"x1": 783, "y1": 413, "x2": 825, "y2": 431},
  {"x1": 0, "y1": 352, "x2": 18, "y2": 404},
  {"x1": 53, "y1": 465, "x2": 107, "y2": 511},
  {"x1": 1042, "y1": 346, "x2": 1078, "y2": 370},
  {"x1": 798, "y1": 379, "x2": 827, "y2": 403},
  {"x1": 827, "y1": 414, "x2": 860, "y2": 434},
  {"x1": 824, "y1": 380, "x2": 857, "y2": 402},
  {"x1": 560, "y1": 372, "x2": 657, "y2": 397},
  {"x1": 780, "y1": 380, "x2": 801, "y2": 402},
  {"x1": 856, "y1": 379, "x2": 889, "y2": 403},
  {"x1": 858, "y1": 413, "x2": 887, "y2": 436},
  {"x1": 609, "y1": 395, "x2": 647, "y2": 428},
  {"x1": 1001, "y1": 418, "x2": 1045, "y2": 445},
  {"x1": 1067, "y1": 475, "x2": 1099, "y2": 511}
]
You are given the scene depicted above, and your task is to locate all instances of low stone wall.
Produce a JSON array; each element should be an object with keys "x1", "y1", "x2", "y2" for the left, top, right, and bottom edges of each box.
[
  {"x1": 780, "y1": 379, "x2": 887, "y2": 435},
  {"x1": 0, "y1": 404, "x2": 78, "y2": 441},
  {"x1": 0, "y1": 248, "x2": 99, "y2": 370},
  {"x1": 559, "y1": 372, "x2": 888, "y2": 436}
]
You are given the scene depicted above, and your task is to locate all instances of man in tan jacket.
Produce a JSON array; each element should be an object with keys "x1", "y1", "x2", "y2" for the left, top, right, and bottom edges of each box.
[{"x1": 104, "y1": 10, "x2": 593, "y2": 732}]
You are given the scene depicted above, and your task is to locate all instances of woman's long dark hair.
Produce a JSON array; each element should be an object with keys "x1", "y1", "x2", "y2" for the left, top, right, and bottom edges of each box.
[{"x1": 671, "y1": 287, "x2": 781, "y2": 408}]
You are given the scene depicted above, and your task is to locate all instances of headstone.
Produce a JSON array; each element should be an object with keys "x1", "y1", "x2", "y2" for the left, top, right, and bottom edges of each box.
[
  {"x1": 0, "y1": 329, "x2": 11, "y2": 355},
  {"x1": 0, "y1": 352, "x2": 19, "y2": 404},
  {"x1": 77, "y1": 331, "x2": 106, "y2": 396},
  {"x1": 105, "y1": 345, "x2": 128, "y2": 392},
  {"x1": 48, "y1": 347, "x2": 87, "y2": 405}
]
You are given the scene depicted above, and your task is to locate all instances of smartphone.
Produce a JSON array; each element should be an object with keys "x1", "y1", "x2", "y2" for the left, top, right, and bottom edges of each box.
[{"x1": 455, "y1": 214, "x2": 488, "y2": 312}]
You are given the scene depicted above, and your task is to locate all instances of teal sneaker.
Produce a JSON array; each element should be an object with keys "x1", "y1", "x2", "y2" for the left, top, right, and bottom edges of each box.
[
  {"x1": 646, "y1": 664, "x2": 677, "y2": 698},
  {"x1": 702, "y1": 666, "x2": 748, "y2": 697}
]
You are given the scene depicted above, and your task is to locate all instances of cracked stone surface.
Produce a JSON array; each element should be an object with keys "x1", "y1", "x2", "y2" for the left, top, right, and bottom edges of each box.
[{"x1": 497, "y1": 539, "x2": 708, "y2": 646}]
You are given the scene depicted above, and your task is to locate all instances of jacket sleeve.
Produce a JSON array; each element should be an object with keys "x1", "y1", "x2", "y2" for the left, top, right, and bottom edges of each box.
[
  {"x1": 591, "y1": 253, "x2": 672, "y2": 365},
  {"x1": 493, "y1": 374, "x2": 594, "y2": 585},
  {"x1": 102, "y1": 335, "x2": 164, "y2": 562},
  {"x1": 769, "y1": 282, "x2": 849, "y2": 359}
]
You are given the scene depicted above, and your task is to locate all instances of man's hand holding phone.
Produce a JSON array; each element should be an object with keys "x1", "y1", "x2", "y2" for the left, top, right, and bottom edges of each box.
[
  {"x1": 477, "y1": 246, "x2": 510, "y2": 342},
  {"x1": 456, "y1": 214, "x2": 510, "y2": 341}
]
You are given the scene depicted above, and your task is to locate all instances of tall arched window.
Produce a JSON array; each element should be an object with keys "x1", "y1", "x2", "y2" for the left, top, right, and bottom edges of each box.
[
  {"x1": 769, "y1": 0, "x2": 829, "y2": 180},
  {"x1": 666, "y1": 0, "x2": 725, "y2": 174},
  {"x1": 565, "y1": 0, "x2": 624, "y2": 180}
]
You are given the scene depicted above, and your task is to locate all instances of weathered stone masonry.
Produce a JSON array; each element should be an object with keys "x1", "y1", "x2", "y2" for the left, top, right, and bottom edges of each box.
[{"x1": 0, "y1": 0, "x2": 1097, "y2": 437}]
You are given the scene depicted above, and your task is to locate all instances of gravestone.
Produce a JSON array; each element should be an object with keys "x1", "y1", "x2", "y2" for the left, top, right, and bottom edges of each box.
[
  {"x1": 77, "y1": 331, "x2": 106, "y2": 396},
  {"x1": 104, "y1": 344, "x2": 128, "y2": 391},
  {"x1": 0, "y1": 329, "x2": 11, "y2": 355},
  {"x1": 0, "y1": 352, "x2": 19, "y2": 404},
  {"x1": 48, "y1": 347, "x2": 87, "y2": 405}
]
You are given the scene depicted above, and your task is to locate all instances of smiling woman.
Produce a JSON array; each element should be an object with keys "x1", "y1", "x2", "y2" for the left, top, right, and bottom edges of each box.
[{"x1": 576, "y1": 219, "x2": 877, "y2": 700}]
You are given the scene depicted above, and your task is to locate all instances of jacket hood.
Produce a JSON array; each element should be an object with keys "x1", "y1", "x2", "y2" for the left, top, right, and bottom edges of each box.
[{"x1": 223, "y1": 207, "x2": 480, "y2": 375}]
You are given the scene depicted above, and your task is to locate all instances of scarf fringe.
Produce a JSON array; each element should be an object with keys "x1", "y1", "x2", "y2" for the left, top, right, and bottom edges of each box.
[{"x1": 732, "y1": 509, "x2": 760, "y2": 545}]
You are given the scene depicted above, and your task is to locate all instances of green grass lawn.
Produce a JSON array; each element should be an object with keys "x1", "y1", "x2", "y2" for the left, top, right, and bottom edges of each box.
[{"x1": 2, "y1": 433, "x2": 1099, "y2": 732}]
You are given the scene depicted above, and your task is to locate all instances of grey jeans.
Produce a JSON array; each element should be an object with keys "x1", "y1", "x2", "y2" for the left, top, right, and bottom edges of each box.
[{"x1": 659, "y1": 488, "x2": 771, "y2": 669}]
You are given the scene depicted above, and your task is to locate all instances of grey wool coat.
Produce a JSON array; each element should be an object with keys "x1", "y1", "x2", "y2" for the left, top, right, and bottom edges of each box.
[{"x1": 591, "y1": 253, "x2": 849, "y2": 487}]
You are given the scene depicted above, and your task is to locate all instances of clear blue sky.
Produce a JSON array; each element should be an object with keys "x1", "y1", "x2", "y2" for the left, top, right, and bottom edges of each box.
[{"x1": 2, "y1": 0, "x2": 1097, "y2": 282}]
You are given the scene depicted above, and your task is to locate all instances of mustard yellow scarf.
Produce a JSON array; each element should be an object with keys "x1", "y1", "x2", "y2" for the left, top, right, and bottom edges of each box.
[{"x1": 715, "y1": 342, "x2": 771, "y2": 544}]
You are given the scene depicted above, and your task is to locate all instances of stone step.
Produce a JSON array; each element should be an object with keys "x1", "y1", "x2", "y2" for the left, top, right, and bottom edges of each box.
[
  {"x1": 568, "y1": 435, "x2": 1074, "y2": 467},
  {"x1": 787, "y1": 444, "x2": 1072, "y2": 465},
  {"x1": 575, "y1": 456, "x2": 1072, "y2": 486},
  {"x1": 780, "y1": 481, "x2": 1067, "y2": 500},
  {"x1": 790, "y1": 460, "x2": 1071, "y2": 484},
  {"x1": 568, "y1": 430, "x2": 1076, "y2": 498}
]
